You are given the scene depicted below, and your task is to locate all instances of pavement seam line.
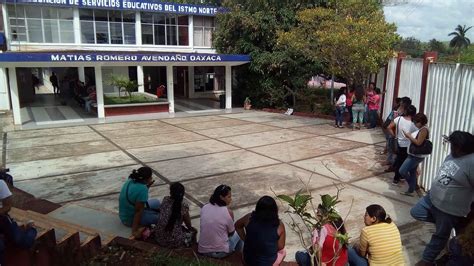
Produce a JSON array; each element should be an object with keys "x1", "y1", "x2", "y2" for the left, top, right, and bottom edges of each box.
[{"x1": 88, "y1": 125, "x2": 205, "y2": 208}]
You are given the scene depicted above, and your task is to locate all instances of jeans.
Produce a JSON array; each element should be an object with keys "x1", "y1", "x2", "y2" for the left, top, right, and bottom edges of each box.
[
  {"x1": 348, "y1": 247, "x2": 368, "y2": 266},
  {"x1": 410, "y1": 194, "x2": 462, "y2": 263},
  {"x1": 335, "y1": 106, "x2": 344, "y2": 126},
  {"x1": 140, "y1": 199, "x2": 161, "y2": 226},
  {"x1": 352, "y1": 104, "x2": 365, "y2": 124},
  {"x1": 384, "y1": 132, "x2": 396, "y2": 164},
  {"x1": 399, "y1": 155, "x2": 424, "y2": 193},
  {"x1": 200, "y1": 232, "x2": 243, "y2": 259},
  {"x1": 393, "y1": 146, "x2": 408, "y2": 182},
  {"x1": 368, "y1": 110, "x2": 378, "y2": 128},
  {"x1": 295, "y1": 251, "x2": 311, "y2": 266}
]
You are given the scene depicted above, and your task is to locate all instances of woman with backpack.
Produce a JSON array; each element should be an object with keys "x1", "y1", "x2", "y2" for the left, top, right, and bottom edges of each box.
[
  {"x1": 399, "y1": 113, "x2": 430, "y2": 197},
  {"x1": 118, "y1": 167, "x2": 160, "y2": 238}
]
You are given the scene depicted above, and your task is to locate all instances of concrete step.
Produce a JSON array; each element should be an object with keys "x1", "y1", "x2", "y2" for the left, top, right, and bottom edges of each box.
[{"x1": 48, "y1": 203, "x2": 131, "y2": 243}]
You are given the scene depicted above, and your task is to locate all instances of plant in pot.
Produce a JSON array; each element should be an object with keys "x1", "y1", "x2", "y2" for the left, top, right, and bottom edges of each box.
[{"x1": 244, "y1": 97, "x2": 252, "y2": 110}]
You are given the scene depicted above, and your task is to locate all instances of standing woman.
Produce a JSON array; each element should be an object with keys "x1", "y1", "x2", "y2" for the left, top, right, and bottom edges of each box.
[
  {"x1": 400, "y1": 113, "x2": 430, "y2": 197},
  {"x1": 388, "y1": 104, "x2": 417, "y2": 184},
  {"x1": 235, "y1": 196, "x2": 286, "y2": 266},
  {"x1": 348, "y1": 205, "x2": 403, "y2": 266},
  {"x1": 118, "y1": 167, "x2": 160, "y2": 238},
  {"x1": 334, "y1": 88, "x2": 346, "y2": 128},
  {"x1": 351, "y1": 87, "x2": 366, "y2": 130},
  {"x1": 199, "y1": 185, "x2": 242, "y2": 258},
  {"x1": 345, "y1": 87, "x2": 354, "y2": 127},
  {"x1": 367, "y1": 88, "x2": 381, "y2": 129},
  {"x1": 155, "y1": 182, "x2": 196, "y2": 248}
]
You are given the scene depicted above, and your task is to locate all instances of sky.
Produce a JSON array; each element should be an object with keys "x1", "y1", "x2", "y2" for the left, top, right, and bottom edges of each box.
[{"x1": 383, "y1": 0, "x2": 474, "y2": 42}]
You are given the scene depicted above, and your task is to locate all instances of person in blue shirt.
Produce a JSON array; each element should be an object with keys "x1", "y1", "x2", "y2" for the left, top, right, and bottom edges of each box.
[{"x1": 119, "y1": 167, "x2": 160, "y2": 238}]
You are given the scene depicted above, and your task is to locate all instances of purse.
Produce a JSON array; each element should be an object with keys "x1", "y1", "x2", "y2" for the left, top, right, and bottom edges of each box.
[{"x1": 409, "y1": 128, "x2": 433, "y2": 155}]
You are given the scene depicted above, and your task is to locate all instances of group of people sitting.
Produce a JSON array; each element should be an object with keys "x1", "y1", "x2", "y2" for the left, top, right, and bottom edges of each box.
[
  {"x1": 334, "y1": 82, "x2": 382, "y2": 129},
  {"x1": 72, "y1": 80, "x2": 97, "y2": 113}
]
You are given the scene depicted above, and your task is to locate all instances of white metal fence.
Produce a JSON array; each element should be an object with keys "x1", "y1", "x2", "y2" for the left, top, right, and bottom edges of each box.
[
  {"x1": 420, "y1": 63, "x2": 474, "y2": 189},
  {"x1": 379, "y1": 58, "x2": 474, "y2": 190}
]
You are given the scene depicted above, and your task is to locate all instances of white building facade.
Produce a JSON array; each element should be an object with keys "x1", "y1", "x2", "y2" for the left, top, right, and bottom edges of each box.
[{"x1": 0, "y1": 0, "x2": 249, "y2": 125}]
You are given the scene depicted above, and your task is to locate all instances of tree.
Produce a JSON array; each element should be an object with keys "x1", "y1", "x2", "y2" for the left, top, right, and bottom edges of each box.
[
  {"x1": 109, "y1": 75, "x2": 138, "y2": 103},
  {"x1": 213, "y1": 0, "x2": 323, "y2": 108},
  {"x1": 428, "y1": 38, "x2": 446, "y2": 54},
  {"x1": 449, "y1": 24, "x2": 472, "y2": 61},
  {"x1": 395, "y1": 37, "x2": 424, "y2": 58},
  {"x1": 278, "y1": 0, "x2": 398, "y2": 87}
]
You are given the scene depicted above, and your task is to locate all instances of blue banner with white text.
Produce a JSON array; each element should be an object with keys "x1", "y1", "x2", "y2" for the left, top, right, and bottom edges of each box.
[{"x1": 0, "y1": 0, "x2": 225, "y2": 16}]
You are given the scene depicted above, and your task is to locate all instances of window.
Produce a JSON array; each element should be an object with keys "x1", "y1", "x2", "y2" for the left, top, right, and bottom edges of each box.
[
  {"x1": 7, "y1": 5, "x2": 73, "y2": 43},
  {"x1": 141, "y1": 13, "x2": 188, "y2": 46},
  {"x1": 193, "y1": 16, "x2": 214, "y2": 47},
  {"x1": 79, "y1": 9, "x2": 136, "y2": 45}
]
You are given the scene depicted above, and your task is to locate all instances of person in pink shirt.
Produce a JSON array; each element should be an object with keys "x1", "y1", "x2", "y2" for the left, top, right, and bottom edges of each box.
[
  {"x1": 198, "y1": 185, "x2": 242, "y2": 258},
  {"x1": 367, "y1": 88, "x2": 381, "y2": 129}
]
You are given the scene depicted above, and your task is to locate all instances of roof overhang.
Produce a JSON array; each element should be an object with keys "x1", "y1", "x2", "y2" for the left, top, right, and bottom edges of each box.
[{"x1": 0, "y1": 52, "x2": 251, "y2": 67}]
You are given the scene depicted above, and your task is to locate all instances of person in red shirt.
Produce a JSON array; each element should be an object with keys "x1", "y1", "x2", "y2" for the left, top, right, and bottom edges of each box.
[
  {"x1": 345, "y1": 87, "x2": 354, "y2": 126},
  {"x1": 367, "y1": 88, "x2": 381, "y2": 129},
  {"x1": 295, "y1": 207, "x2": 348, "y2": 266}
]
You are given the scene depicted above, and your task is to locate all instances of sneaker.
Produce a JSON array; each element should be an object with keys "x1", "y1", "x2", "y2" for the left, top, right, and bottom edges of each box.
[{"x1": 401, "y1": 191, "x2": 414, "y2": 197}]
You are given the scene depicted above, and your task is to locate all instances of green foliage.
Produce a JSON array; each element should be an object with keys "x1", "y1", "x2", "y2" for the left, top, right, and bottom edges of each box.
[
  {"x1": 428, "y1": 39, "x2": 447, "y2": 55},
  {"x1": 108, "y1": 75, "x2": 138, "y2": 102},
  {"x1": 395, "y1": 37, "x2": 425, "y2": 58},
  {"x1": 104, "y1": 94, "x2": 158, "y2": 105},
  {"x1": 214, "y1": 0, "x2": 323, "y2": 108},
  {"x1": 278, "y1": 0, "x2": 398, "y2": 87},
  {"x1": 150, "y1": 252, "x2": 223, "y2": 266},
  {"x1": 449, "y1": 24, "x2": 472, "y2": 50}
]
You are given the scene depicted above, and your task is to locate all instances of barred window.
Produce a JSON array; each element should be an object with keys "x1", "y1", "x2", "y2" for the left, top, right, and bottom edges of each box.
[{"x1": 141, "y1": 13, "x2": 188, "y2": 46}]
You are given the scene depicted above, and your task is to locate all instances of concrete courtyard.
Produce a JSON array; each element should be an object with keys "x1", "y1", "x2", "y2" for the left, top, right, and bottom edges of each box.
[{"x1": 3, "y1": 111, "x2": 433, "y2": 263}]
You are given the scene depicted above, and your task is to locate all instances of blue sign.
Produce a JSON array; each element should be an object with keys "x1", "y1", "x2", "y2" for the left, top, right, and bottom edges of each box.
[
  {"x1": 0, "y1": 52, "x2": 251, "y2": 63},
  {"x1": 0, "y1": 0, "x2": 226, "y2": 16}
]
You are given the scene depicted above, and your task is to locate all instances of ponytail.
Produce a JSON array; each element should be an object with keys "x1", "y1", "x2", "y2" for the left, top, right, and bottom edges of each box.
[
  {"x1": 366, "y1": 204, "x2": 392, "y2": 224},
  {"x1": 166, "y1": 182, "x2": 185, "y2": 232},
  {"x1": 128, "y1": 167, "x2": 152, "y2": 183}
]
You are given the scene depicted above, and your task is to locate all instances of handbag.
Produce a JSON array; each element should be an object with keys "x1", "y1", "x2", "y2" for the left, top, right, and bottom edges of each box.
[{"x1": 409, "y1": 128, "x2": 433, "y2": 155}]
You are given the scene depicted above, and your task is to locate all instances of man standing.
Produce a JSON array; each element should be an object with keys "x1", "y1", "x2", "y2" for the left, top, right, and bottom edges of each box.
[
  {"x1": 411, "y1": 131, "x2": 474, "y2": 266},
  {"x1": 50, "y1": 72, "x2": 59, "y2": 96}
]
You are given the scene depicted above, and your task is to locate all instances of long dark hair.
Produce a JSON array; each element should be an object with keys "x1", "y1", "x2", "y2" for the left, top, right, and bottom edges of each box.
[
  {"x1": 209, "y1": 185, "x2": 231, "y2": 207},
  {"x1": 166, "y1": 182, "x2": 185, "y2": 231},
  {"x1": 128, "y1": 167, "x2": 152, "y2": 184},
  {"x1": 354, "y1": 86, "x2": 365, "y2": 101},
  {"x1": 253, "y1": 196, "x2": 279, "y2": 227},
  {"x1": 366, "y1": 204, "x2": 392, "y2": 224}
]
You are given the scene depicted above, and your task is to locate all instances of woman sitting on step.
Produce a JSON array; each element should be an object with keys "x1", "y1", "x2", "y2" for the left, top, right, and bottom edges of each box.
[
  {"x1": 154, "y1": 182, "x2": 197, "y2": 248},
  {"x1": 198, "y1": 185, "x2": 243, "y2": 258},
  {"x1": 118, "y1": 167, "x2": 160, "y2": 239}
]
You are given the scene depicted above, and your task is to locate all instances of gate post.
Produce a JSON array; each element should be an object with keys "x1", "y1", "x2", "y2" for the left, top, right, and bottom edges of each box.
[
  {"x1": 392, "y1": 52, "x2": 406, "y2": 105},
  {"x1": 419, "y1": 51, "x2": 438, "y2": 114}
]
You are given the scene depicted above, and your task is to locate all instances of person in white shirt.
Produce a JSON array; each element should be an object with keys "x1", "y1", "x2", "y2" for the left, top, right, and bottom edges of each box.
[
  {"x1": 387, "y1": 105, "x2": 417, "y2": 184},
  {"x1": 334, "y1": 87, "x2": 347, "y2": 128}
]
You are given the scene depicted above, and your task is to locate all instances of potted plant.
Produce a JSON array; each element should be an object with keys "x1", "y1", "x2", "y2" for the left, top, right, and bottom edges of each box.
[{"x1": 244, "y1": 97, "x2": 252, "y2": 110}]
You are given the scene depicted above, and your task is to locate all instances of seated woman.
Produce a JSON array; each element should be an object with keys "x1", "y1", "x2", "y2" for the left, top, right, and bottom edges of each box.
[
  {"x1": 295, "y1": 205, "x2": 348, "y2": 266},
  {"x1": 118, "y1": 167, "x2": 160, "y2": 238},
  {"x1": 235, "y1": 196, "x2": 286, "y2": 266},
  {"x1": 155, "y1": 182, "x2": 196, "y2": 248},
  {"x1": 348, "y1": 204, "x2": 403, "y2": 266},
  {"x1": 198, "y1": 185, "x2": 242, "y2": 258}
]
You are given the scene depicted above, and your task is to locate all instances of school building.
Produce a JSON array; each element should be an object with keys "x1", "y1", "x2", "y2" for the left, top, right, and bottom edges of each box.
[{"x1": 0, "y1": 0, "x2": 250, "y2": 126}]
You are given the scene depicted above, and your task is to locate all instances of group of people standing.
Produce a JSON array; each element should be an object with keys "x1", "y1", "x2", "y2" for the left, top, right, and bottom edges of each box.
[{"x1": 334, "y1": 82, "x2": 381, "y2": 130}]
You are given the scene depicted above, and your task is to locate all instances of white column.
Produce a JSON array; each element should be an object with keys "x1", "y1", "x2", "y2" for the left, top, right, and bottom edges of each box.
[
  {"x1": 94, "y1": 66, "x2": 105, "y2": 119},
  {"x1": 187, "y1": 66, "x2": 194, "y2": 98},
  {"x1": 78, "y1": 67, "x2": 86, "y2": 83},
  {"x1": 135, "y1": 12, "x2": 142, "y2": 45},
  {"x1": 8, "y1": 68, "x2": 21, "y2": 125},
  {"x1": 0, "y1": 68, "x2": 11, "y2": 111},
  {"x1": 137, "y1": 65, "x2": 144, "y2": 93},
  {"x1": 188, "y1": 16, "x2": 194, "y2": 49},
  {"x1": 225, "y1": 65, "x2": 232, "y2": 109},
  {"x1": 73, "y1": 8, "x2": 81, "y2": 44},
  {"x1": 166, "y1": 65, "x2": 175, "y2": 113},
  {"x1": 2, "y1": 5, "x2": 10, "y2": 49}
]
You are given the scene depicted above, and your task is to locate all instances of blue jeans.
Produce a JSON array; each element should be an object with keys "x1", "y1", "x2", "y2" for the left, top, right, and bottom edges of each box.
[
  {"x1": 368, "y1": 110, "x2": 378, "y2": 128},
  {"x1": 399, "y1": 155, "x2": 424, "y2": 193},
  {"x1": 335, "y1": 106, "x2": 344, "y2": 126},
  {"x1": 410, "y1": 194, "x2": 462, "y2": 263},
  {"x1": 384, "y1": 132, "x2": 396, "y2": 164},
  {"x1": 200, "y1": 232, "x2": 243, "y2": 259},
  {"x1": 140, "y1": 199, "x2": 161, "y2": 226},
  {"x1": 348, "y1": 247, "x2": 368, "y2": 266}
]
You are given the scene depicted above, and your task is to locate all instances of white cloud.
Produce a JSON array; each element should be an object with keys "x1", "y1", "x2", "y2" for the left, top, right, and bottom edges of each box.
[{"x1": 383, "y1": 0, "x2": 474, "y2": 42}]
